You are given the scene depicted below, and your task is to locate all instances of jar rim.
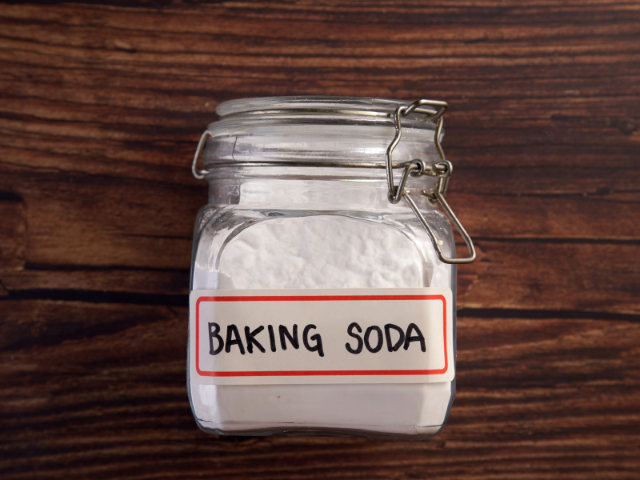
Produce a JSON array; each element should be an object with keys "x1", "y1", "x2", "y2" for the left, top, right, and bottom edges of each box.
[
  {"x1": 216, "y1": 96, "x2": 409, "y2": 118},
  {"x1": 200, "y1": 96, "x2": 442, "y2": 173}
]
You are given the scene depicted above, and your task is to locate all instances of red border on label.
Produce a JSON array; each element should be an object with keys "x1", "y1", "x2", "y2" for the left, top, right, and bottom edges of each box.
[{"x1": 195, "y1": 294, "x2": 448, "y2": 377}]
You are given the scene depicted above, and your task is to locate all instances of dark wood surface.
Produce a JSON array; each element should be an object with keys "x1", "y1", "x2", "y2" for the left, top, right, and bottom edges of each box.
[{"x1": 1, "y1": 1, "x2": 639, "y2": 478}]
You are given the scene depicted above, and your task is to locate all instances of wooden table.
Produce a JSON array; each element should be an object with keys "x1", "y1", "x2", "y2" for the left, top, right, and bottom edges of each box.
[{"x1": 1, "y1": 2, "x2": 639, "y2": 478}]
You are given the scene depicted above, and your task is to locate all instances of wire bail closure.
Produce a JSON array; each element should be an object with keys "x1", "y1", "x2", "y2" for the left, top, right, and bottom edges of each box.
[
  {"x1": 386, "y1": 99, "x2": 476, "y2": 264},
  {"x1": 192, "y1": 130, "x2": 213, "y2": 180},
  {"x1": 192, "y1": 98, "x2": 476, "y2": 265}
]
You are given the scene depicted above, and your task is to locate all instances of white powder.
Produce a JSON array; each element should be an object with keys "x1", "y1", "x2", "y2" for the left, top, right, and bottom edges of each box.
[{"x1": 190, "y1": 215, "x2": 453, "y2": 436}]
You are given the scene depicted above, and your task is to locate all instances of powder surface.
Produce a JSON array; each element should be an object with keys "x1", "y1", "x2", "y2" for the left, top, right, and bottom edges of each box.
[
  {"x1": 190, "y1": 214, "x2": 453, "y2": 436},
  {"x1": 217, "y1": 215, "x2": 430, "y2": 289}
]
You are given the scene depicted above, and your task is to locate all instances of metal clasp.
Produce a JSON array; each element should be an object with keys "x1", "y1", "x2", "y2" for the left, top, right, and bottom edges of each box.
[
  {"x1": 192, "y1": 131, "x2": 213, "y2": 180},
  {"x1": 386, "y1": 100, "x2": 476, "y2": 264}
]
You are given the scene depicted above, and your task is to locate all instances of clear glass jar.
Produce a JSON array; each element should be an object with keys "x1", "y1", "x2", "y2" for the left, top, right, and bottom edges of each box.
[{"x1": 188, "y1": 97, "x2": 474, "y2": 438}]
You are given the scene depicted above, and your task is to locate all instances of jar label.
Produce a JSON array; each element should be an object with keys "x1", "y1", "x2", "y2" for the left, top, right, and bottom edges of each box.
[{"x1": 189, "y1": 288, "x2": 454, "y2": 385}]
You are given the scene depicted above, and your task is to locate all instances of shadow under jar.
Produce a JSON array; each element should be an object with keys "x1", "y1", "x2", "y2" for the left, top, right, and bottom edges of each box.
[{"x1": 188, "y1": 96, "x2": 475, "y2": 438}]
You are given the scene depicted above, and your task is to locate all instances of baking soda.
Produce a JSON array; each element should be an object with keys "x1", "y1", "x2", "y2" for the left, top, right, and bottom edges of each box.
[{"x1": 190, "y1": 215, "x2": 453, "y2": 436}]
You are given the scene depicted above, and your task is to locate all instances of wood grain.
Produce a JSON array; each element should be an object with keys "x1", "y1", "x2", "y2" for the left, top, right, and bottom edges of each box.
[{"x1": 1, "y1": 1, "x2": 639, "y2": 479}]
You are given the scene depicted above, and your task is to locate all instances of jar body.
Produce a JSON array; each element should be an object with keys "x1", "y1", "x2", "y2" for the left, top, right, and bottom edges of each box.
[{"x1": 188, "y1": 97, "x2": 458, "y2": 438}]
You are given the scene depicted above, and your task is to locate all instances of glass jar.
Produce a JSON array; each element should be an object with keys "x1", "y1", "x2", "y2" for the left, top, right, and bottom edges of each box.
[{"x1": 188, "y1": 96, "x2": 475, "y2": 438}]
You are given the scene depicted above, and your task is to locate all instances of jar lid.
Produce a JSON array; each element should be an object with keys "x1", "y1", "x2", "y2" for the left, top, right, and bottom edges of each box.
[
  {"x1": 200, "y1": 96, "x2": 443, "y2": 174},
  {"x1": 217, "y1": 96, "x2": 413, "y2": 118},
  {"x1": 213, "y1": 96, "x2": 438, "y2": 129}
]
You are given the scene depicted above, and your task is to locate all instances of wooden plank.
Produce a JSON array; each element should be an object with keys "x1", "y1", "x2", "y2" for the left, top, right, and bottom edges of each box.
[
  {"x1": 0, "y1": 196, "x2": 25, "y2": 273},
  {"x1": 451, "y1": 192, "x2": 640, "y2": 241},
  {"x1": 0, "y1": 300, "x2": 638, "y2": 478},
  {"x1": 0, "y1": 166, "x2": 204, "y2": 270},
  {"x1": 0, "y1": 269, "x2": 189, "y2": 296},
  {"x1": 459, "y1": 240, "x2": 640, "y2": 314}
]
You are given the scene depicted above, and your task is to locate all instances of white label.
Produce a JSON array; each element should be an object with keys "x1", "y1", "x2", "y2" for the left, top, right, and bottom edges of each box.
[{"x1": 189, "y1": 288, "x2": 454, "y2": 385}]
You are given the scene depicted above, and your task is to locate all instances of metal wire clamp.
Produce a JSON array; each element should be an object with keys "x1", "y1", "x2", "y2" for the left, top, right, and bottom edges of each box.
[
  {"x1": 386, "y1": 99, "x2": 476, "y2": 264},
  {"x1": 192, "y1": 130, "x2": 213, "y2": 180},
  {"x1": 192, "y1": 98, "x2": 476, "y2": 265}
]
